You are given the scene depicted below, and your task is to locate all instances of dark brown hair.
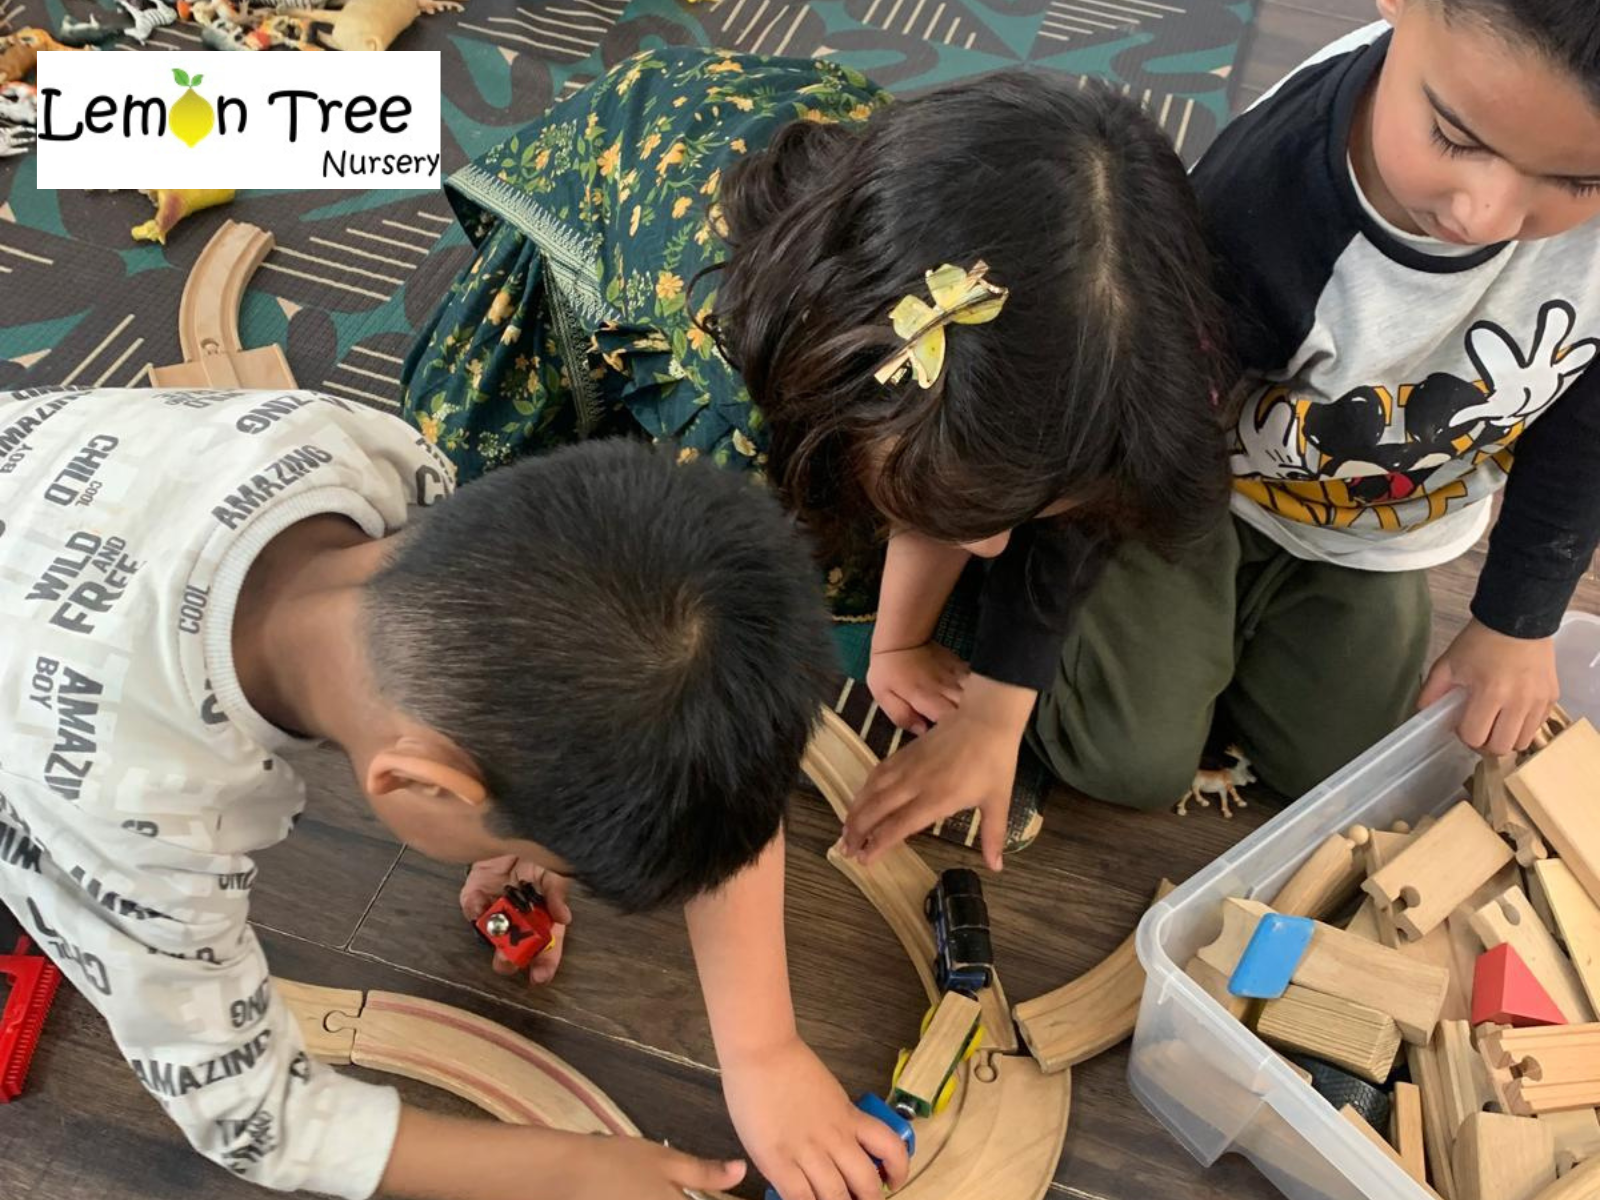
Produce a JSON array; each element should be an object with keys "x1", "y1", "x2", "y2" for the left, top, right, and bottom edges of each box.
[
  {"x1": 1436, "y1": 0, "x2": 1600, "y2": 105},
  {"x1": 699, "y1": 71, "x2": 1235, "y2": 560}
]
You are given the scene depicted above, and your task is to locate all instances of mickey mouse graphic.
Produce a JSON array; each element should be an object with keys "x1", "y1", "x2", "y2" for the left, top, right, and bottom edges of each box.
[{"x1": 1234, "y1": 300, "x2": 1599, "y2": 511}]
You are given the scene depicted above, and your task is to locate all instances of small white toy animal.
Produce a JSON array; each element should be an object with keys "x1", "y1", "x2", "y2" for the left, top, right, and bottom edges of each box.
[{"x1": 1175, "y1": 746, "x2": 1255, "y2": 819}]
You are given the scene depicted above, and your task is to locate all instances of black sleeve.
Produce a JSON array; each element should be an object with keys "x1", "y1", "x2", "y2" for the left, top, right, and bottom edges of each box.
[
  {"x1": 1189, "y1": 37, "x2": 1381, "y2": 377},
  {"x1": 970, "y1": 522, "x2": 1111, "y2": 692},
  {"x1": 1472, "y1": 369, "x2": 1600, "y2": 638}
]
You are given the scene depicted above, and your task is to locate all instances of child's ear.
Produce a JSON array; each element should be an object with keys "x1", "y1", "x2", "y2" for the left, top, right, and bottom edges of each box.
[
  {"x1": 1376, "y1": 0, "x2": 1403, "y2": 26},
  {"x1": 365, "y1": 747, "x2": 489, "y2": 809}
]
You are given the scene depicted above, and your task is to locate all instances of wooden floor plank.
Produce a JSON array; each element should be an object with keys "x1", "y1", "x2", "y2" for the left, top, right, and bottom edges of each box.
[{"x1": 247, "y1": 745, "x2": 403, "y2": 948}]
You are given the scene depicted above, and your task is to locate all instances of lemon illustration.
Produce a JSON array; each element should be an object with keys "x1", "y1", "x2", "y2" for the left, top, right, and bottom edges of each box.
[{"x1": 169, "y1": 68, "x2": 214, "y2": 148}]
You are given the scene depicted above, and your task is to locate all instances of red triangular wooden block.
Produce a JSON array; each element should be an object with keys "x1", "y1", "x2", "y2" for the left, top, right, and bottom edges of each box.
[{"x1": 1472, "y1": 944, "x2": 1568, "y2": 1028}]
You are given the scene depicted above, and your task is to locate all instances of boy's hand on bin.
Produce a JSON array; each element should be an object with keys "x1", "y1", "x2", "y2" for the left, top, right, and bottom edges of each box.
[
  {"x1": 1419, "y1": 619, "x2": 1560, "y2": 756},
  {"x1": 460, "y1": 855, "x2": 574, "y2": 985}
]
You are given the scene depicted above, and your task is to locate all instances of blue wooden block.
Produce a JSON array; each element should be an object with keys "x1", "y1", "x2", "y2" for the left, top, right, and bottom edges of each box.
[{"x1": 1228, "y1": 914, "x2": 1315, "y2": 998}]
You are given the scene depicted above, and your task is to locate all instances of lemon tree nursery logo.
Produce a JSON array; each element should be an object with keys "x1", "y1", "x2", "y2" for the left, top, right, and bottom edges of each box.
[{"x1": 169, "y1": 67, "x2": 213, "y2": 147}]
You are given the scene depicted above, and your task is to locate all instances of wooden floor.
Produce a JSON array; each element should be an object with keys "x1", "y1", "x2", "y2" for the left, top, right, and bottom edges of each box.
[{"x1": 5, "y1": 3, "x2": 1599, "y2": 1199}]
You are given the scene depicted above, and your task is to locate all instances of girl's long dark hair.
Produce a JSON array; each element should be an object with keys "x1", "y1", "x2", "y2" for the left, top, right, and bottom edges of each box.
[{"x1": 700, "y1": 72, "x2": 1236, "y2": 561}]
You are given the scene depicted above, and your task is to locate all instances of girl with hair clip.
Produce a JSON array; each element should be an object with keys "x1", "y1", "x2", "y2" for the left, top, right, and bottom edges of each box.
[{"x1": 402, "y1": 47, "x2": 1232, "y2": 1200}]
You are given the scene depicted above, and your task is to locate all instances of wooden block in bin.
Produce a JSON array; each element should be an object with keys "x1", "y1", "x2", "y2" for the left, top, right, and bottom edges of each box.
[
  {"x1": 1254, "y1": 985, "x2": 1402, "y2": 1084},
  {"x1": 1508, "y1": 722, "x2": 1600, "y2": 906},
  {"x1": 1451, "y1": 1111, "x2": 1556, "y2": 1200},
  {"x1": 1470, "y1": 887, "x2": 1595, "y2": 1024},
  {"x1": 1534, "y1": 862, "x2": 1600, "y2": 1020},
  {"x1": 1196, "y1": 898, "x2": 1450, "y2": 1044},
  {"x1": 1364, "y1": 802, "x2": 1514, "y2": 942},
  {"x1": 1342, "y1": 1105, "x2": 1445, "y2": 1199}
]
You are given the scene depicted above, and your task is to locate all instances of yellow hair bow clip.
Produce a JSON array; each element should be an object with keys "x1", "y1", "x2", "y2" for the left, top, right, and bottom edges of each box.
[{"x1": 873, "y1": 260, "x2": 1009, "y2": 390}]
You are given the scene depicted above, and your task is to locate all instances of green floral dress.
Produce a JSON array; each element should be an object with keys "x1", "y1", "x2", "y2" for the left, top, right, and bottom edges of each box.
[{"x1": 401, "y1": 48, "x2": 885, "y2": 488}]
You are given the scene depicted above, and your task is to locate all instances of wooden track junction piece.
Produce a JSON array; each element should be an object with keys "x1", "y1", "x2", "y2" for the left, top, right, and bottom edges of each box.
[
  {"x1": 1013, "y1": 879, "x2": 1176, "y2": 1073},
  {"x1": 150, "y1": 220, "x2": 297, "y2": 388}
]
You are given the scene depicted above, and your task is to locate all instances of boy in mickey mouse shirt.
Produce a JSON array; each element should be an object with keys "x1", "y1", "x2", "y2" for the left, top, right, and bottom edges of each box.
[{"x1": 1027, "y1": 0, "x2": 1600, "y2": 808}]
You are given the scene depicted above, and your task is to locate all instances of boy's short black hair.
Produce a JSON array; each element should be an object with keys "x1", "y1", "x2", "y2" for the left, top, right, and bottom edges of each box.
[
  {"x1": 1437, "y1": 0, "x2": 1600, "y2": 105},
  {"x1": 365, "y1": 439, "x2": 834, "y2": 912}
]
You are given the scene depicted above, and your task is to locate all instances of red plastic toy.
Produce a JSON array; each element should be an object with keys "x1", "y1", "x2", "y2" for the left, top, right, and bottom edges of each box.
[
  {"x1": 1, "y1": 934, "x2": 63, "y2": 1102},
  {"x1": 1472, "y1": 944, "x2": 1567, "y2": 1028},
  {"x1": 474, "y1": 883, "x2": 554, "y2": 970}
]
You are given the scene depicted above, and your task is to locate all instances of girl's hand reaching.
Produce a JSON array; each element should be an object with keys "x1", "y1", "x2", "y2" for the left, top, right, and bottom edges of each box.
[
  {"x1": 1418, "y1": 619, "x2": 1560, "y2": 756},
  {"x1": 866, "y1": 641, "x2": 970, "y2": 734},
  {"x1": 842, "y1": 673, "x2": 1035, "y2": 871}
]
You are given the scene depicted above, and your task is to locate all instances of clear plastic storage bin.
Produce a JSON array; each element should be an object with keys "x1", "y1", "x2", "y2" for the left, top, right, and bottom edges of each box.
[{"x1": 1129, "y1": 613, "x2": 1600, "y2": 1200}]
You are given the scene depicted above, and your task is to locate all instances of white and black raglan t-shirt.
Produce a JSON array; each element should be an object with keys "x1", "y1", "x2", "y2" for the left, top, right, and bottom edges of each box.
[
  {"x1": 0, "y1": 387, "x2": 455, "y2": 1196},
  {"x1": 1195, "y1": 24, "x2": 1600, "y2": 637}
]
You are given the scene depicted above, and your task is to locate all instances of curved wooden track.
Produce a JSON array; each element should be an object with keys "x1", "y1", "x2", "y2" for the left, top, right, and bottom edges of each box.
[
  {"x1": 802, "y1": 708, "x2": 1017, "y2": 1053},
  {"x1": 800, "y1": 708, "x2": 1072, "y2": 1199},
  {"x1": 1012, "y1": 880, "x2": 1174, "y2": 1073}
]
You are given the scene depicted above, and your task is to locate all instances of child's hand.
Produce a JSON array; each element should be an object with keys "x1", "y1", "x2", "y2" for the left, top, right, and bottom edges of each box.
[
  {"x1": 720, "y1": 1037, "x2": 909, "y2": 1200},
  {"x1": 841, "y1": 709, "x2": 1018, "y2": 871},
  {"x1": 1418, "y1": 619, "x2": 1560, "y2": 756},
  {"x1": 866, "y1": 641, "x2": 970, "y2": 734},
  {"x1": 459, "y1": 855, "x2": 574, "y2": 985},
  {"x1": 382, "y1": 1106, "x2": 746, "y2": 1200}
]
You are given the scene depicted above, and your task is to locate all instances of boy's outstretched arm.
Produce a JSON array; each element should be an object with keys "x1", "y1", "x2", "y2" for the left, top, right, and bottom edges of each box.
[
  {"x1": 380, "y1": 1106, "x2": 744, "y2": 1200},
  {"x1": 684, "y1": 835, "x2": 911, "y2": 1200}
]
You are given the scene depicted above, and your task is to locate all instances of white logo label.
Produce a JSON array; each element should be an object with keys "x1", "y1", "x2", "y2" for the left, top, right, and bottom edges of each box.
[{"x1": 36, "y1": 52, "x2": 442, "y2": 190}]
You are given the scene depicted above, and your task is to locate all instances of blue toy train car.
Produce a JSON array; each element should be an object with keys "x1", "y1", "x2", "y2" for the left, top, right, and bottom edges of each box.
[{"x1": 924, "y1": 868, "x2": 993, "y2": 995}]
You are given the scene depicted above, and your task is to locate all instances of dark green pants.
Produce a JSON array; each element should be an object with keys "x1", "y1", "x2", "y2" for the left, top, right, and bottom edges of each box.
[{"x1": 1028, "y1": 516, "x2": 1433, "y2": 810}]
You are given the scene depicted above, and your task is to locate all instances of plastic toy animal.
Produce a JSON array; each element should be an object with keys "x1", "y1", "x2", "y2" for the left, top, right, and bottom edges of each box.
[
  {"x1": 276, "y1": 0, "x2": 463, "y2": 52},
  {"x1": 1176, "y1": 746, "x2": 1256, "y2": 819},
  {"x1": 56, "y1": 15, "x2": 123, "y2": 46},
  {"x1": 0, "y1": 124, "x2": 34, "y2": 158},
  {"x1": 0, "y1": 82, "x2": 37, "y2": 126},
  {"x1": 2, "y1": 28, "x2": 88, "y2": 86},
  {"x1": 116, "y1": 0, "x2": 179, "y2": 44}
]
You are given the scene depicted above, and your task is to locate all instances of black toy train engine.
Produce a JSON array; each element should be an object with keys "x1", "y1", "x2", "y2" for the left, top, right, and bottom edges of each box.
[{"x1": 924, "y1": 868, "x2": 994, "y2": 995}]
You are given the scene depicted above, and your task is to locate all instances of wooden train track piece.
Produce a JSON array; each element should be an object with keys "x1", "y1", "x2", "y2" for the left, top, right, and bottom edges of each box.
[
  {"x1": 892, "y1": 1050, "x2": 1073, "y2": 1200},
  {"x1": 802, "y1": 709, "x2": 1071, "y2": 1199},
  {"x1": 1536, "y1": 861, "x2": 1600, "y2": 1019},
  {"x1": 805, "y1": 708, "x2": 1016, "y2": 1053},
  {"x1": 1363, "y1": 802, "x2": 1514, "y2": 942},
  {"x1": 1481, "y1": 1025, "x2": 1600, "y2": 1117},
  {"x1": 1508, "y1": 722, "x2": 1600, "y2": 907},
  {"x1": 1267, "y1": 824, "x2": 1371, "y2": 920},
  {"x1": 150, "y1": 219, "x2": 297, "y2": 388},
  {"x1": 1470, "y1": 886, "x2": 1595, "y2": 1024},
  {"x1": 1013, "y1": 879, "x2": 1176, "y2": 1073},
  {"x1": 275, "y1": 978, "x2": 737, "y2": 1200},
  {"x1": 1478, "y1": 755, "x2": 1550, "y2": 868}
]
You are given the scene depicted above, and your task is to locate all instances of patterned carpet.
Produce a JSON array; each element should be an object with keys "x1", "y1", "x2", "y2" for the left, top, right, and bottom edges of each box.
[{"x1": 0, "y1": 0, "x2": 1255, "y2": 393}]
